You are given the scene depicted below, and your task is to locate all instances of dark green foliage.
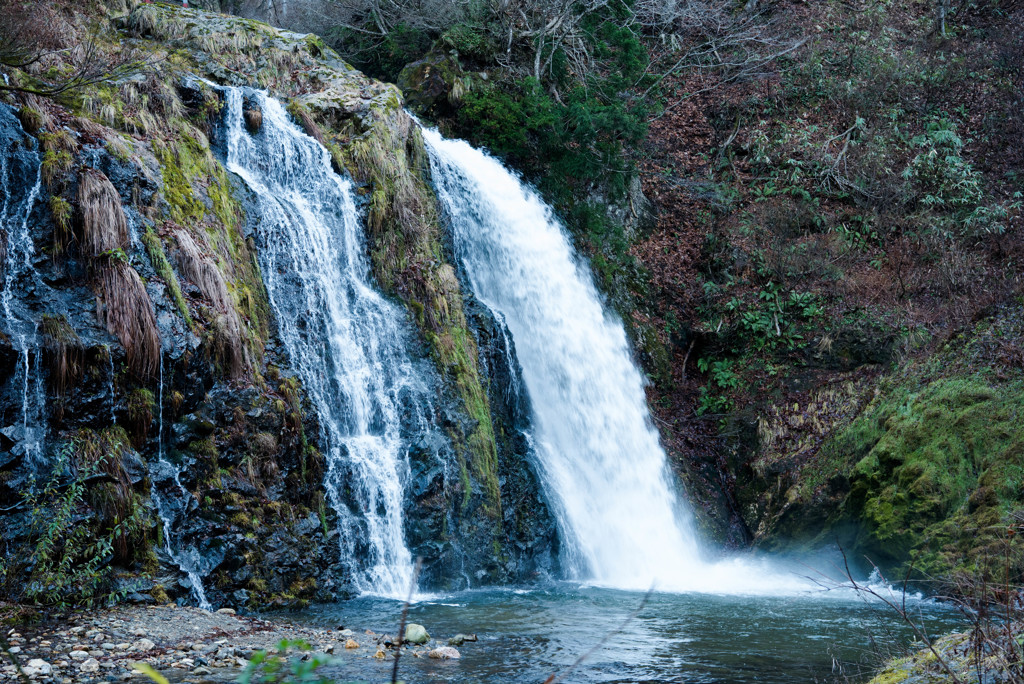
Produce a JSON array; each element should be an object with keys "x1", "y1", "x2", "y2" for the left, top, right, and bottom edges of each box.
[
  {"x1": 0, "y1": 436, "x2": 148, "y2": 608},
  {"x1": 326, "y1": 23, "x2": 433, "y2": 83}
]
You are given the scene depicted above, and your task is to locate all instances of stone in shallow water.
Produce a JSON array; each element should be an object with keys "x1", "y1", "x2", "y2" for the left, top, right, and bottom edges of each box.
[
  {"x1": 404, "y1": 624, "x2": 429, "y2": 645},
  {"x1": 344, "y1": 639, "x2": 359, "y2": 649},
  {"x1": 428, "y1": 647, "x2": 460, "y2": 660}
]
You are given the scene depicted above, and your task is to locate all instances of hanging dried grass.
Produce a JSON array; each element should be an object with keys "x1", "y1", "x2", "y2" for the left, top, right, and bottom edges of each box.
[
  {"x1": 96, "y1": 260, "x2": 160, "y2": 380},
  {"x1": 40, "y1": 313, "x2": 84, "y2": 397},
  {"x1": 76, "y1": 168, "x2": 128, "y2": 258},
  {"x1": 172, "y1": 228, "x2": 249, "y2": 378}
]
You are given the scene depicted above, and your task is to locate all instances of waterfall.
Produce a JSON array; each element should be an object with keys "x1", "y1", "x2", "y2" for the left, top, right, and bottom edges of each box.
[
  {"x1": 150, "y1": 352, "x2": 212, "y2": 609},
  {"x1": 223, "y1": 89, "x2": 433, "y2": 597},
  {"x1": 423, "y1": 129, "x2": 805, "y2": 594},
  {"x1": 0, "y1": 104, "x2": 46, "y2": 468},
  {"x1": 106, "y1": 346, "x2": 117, "y2": 424}
]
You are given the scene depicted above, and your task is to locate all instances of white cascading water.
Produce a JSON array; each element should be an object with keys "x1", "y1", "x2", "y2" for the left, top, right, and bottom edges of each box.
[
  {"x1": 223, "y1": 89, "x2": 430, "y2": 597},
  {"x1": 423, "y1": 129, "x2": 807, "y2": 594},
  {"x1": 0, "y1": 104, "x2": 47, "y2": 468}
]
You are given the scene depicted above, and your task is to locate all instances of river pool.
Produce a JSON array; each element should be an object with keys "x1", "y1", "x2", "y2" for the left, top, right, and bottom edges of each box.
[{"x1": 274, "y1": 578, "x2": 963, "y2": 683}]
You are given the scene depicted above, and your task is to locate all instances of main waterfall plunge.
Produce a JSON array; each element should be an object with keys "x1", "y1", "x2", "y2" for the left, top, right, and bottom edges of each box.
[
  {"x1": 422, "y1": 129, "x2": 806, "y2": 594},
  {"x1": 423, "y1": 130, "x2": 701, "y2": 589}
]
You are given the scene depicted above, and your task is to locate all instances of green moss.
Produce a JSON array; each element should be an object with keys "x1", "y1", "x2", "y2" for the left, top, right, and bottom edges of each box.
[
  {"x1": 40, "y1": 149, "x2": 73, "y2": 188},
  {"x1": 153, "y1": 118, "x2": 270, "y2": 367},
  {"x1": 126, "y1": 388, "x2": 155, "y2": 445},
  {"x1": 49, "y1": 195, "x2": 73, "y2": 255},
  {"x1": 142, "y1": 229, "x2": 192, "y2": 326}
]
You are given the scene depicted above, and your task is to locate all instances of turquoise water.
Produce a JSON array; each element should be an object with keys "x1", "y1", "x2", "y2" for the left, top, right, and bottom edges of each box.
[{"x1": 278, "y1": 581, "x2": 963, "y2": 683}]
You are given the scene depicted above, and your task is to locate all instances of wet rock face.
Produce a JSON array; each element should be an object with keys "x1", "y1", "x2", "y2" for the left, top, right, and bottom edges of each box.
[
  {"x1": 0, "y1": 94, "x2": 341, "y2": 609},
  {"x1": 404, "y1": 296, "x2": 560, "y2": 589},
  {"x1": 0, "y1": 2, "x2": 564, "y2": 608}
]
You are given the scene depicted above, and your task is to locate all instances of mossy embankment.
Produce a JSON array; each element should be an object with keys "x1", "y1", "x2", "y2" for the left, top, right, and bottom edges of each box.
[{"x1": 753, "y1": 304, "x2": 1024, "y2": 585}]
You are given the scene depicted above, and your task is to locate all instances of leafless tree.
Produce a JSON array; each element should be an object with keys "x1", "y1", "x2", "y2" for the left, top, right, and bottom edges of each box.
[
  {"x1": 0, "y1": 0, "x2": 148, "y2": 97},
  {"x1": 634, "y1": 0, "x2": 806, "y2": 111}
]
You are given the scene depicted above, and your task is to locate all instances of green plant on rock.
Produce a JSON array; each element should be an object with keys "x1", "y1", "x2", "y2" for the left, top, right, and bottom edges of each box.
[
  {"x1": 142, "y1": 228, "x2": 193, "y2": 325},
  {"x1": 49, "y1": 195, "x2": 73, "y2": 255},
  {"x1": 0, "y1": 437, "x2": 145, "y2": 608},
  {"x1": 126, "y1": 388, "x2": 155, "y2": 445}
]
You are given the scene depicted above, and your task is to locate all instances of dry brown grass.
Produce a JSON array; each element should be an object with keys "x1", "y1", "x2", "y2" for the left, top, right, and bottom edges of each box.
[
  {"x1": 96, "y1": 260, "x2": 160, "y2": 380},
  {"x1": 172, "y1": 228, "x2": 249, "y2": 378},
  {"x1": 40, "y1": 314, "x2": 84, "y2": 398},
  {"x1": 76, "y1": 169, "x2": 128, "y2": 258}
]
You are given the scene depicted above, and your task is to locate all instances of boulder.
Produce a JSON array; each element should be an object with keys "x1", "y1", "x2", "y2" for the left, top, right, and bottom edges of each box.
[
  {"x1": 396, "y1": 53, "x2": 463, "y2": 115},
  {"x1": 428, "y1": 646, "x2": 460, "y2": 660},
  {"x1": 404, "y1": 624, "x2": 430, "y2": 645}
]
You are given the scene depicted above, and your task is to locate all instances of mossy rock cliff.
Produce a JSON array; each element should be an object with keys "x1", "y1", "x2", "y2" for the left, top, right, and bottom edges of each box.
[{"x1": 0, "y1": 0, "x2": 555, "y2": 606}]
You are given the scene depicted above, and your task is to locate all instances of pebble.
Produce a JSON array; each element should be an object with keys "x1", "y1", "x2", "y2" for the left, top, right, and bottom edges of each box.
[
  {"x1": 7, "y1": 647, "x2": 19, "y2": 654},
  {"x1": 79, "y1": 658, "x2": 101, "y2": 673},
  {"x1": 215, "y1": 608, "x2": 235, "y2": 615},
  {"x1": 69, "y1": 651, "x2": 90, "y2": 661},
  {"x1": 344, "y1": 639, "x2": 359, "y2": 649}
]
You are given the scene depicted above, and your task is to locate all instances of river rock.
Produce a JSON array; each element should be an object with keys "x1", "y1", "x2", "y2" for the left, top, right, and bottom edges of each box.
[
  {"x1": 131, "y1": 639, "x2": 156, "y2": 652},
  {"x1": 79, "y1": 658, "x2": 100, "y2": 673},
  {"x1": 404, "y1": 624, "x2": 429, "y2": 645},
  {"x1": 24, "y1": 660, "x2": 51, "y2": 676},
  {"x1": 447, "y1": 633, "x2": 477, "y2": 646},
  {"x1": 428, "y1": 646, "x2": 460, "y2": 660},
  {"x1": 69, "y1": 650, "x2": 89, "y2": 661},
  {"x1": 344, "y1": 639, "x2": 359, "y2": 649}
]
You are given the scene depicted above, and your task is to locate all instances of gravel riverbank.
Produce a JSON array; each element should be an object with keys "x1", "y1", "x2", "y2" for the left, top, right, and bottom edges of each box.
[{"x1": 2, "y1": 604, "x2": 465, "y2": 683}]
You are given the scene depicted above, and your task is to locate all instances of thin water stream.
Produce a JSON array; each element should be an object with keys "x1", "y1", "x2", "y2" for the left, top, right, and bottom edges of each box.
[{"x1": 0, "y1": 104, "x2": 46, "y2": 467}]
